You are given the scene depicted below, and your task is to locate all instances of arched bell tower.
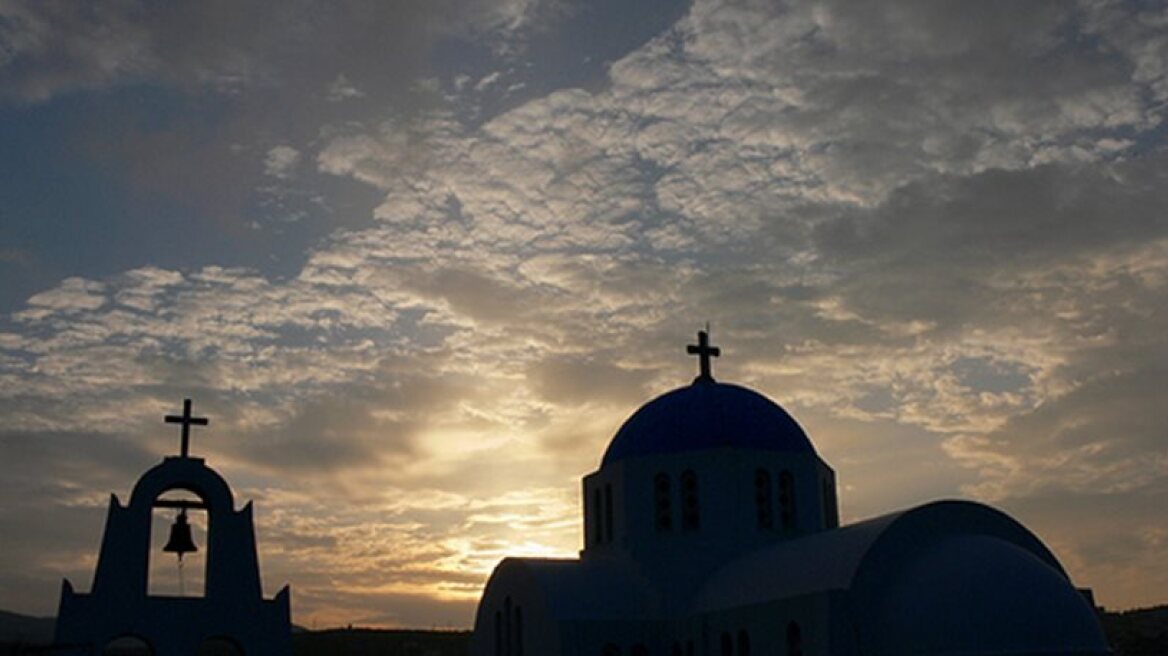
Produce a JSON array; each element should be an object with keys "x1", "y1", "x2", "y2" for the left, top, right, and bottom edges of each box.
[{"x1": 55, "y1": 399, "x2": 291, "y2": 656}]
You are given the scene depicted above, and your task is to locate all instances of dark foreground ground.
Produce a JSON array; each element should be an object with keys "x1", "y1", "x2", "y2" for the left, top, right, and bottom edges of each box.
[
  {"x1": 293, "y1": 628, "x2": 470, "y2": 656},
  {"x1": 2, "y1": 605, "x2": 1165, "y2": 656}
]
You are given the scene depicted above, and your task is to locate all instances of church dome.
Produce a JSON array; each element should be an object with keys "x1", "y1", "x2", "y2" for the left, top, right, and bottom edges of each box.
[{"x1": 601, "y1": 380, "x2": 815, "y2": 465}]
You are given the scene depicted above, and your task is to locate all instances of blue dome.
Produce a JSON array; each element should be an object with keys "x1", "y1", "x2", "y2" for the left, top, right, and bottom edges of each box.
[{"x1": 602, "y1": 381, "x2": 814, "y2": 465}]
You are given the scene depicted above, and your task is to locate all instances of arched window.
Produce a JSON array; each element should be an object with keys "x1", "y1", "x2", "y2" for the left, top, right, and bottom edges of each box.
[
  {"x1": 495, "y1": 611, "x2": 502, "y2": 656},
  {"x1": 737, "y1": 630, "x2": 750, "y2": 656},
  {"x1": 494, "y1": 597, "x2": 524, "y2": 656},
  {"x1": 103, "y1": 636, "x2": 153, "y2": 656},
  {"x1": 754, "y1": 469, "x2": 773, "y2": 529},
  {"x1": 823, "y1": 479, "x2": 839, "y2": 528},
  {"x1": 604, "y1": 484, "x2": 614, "y2": 543},
  {"x1": 586, "y1": 487, "x2": 594, "y2": 545},
  {"x1": 504, "y1": 597, "x2": 513, "y2": 656},
  {"x1": 196, "y1": 637, "x2": 243, "y2": 656},
  {"x1": 593, "y1": 488, "x2": 604, "y2": 545},
  {"x1": 779, "y1": 470, "x2": 797, "y2": 531},
  {"x1": 786, "y1": 621, "x2": 803, "y2": 656},
  {"x1": 720, "y1": 632, "x2": 732, "y2": 656},
  {"x1": 681, "y1": 470, "x2": 700, "y2": 531},
  {"x1": 514, "y1": 606, "x2": 523, "y2": 656},
  {"x1": 654, "y1": 472, "x2": 673, "y2": 532}
]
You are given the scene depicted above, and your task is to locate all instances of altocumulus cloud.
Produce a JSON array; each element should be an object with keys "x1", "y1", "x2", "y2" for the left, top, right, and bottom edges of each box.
[{"x1": 1, "y1": 0, "x2": 1167, "y2": 626}]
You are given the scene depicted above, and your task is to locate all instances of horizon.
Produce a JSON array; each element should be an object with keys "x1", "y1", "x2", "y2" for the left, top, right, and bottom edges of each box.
[{"x1": 1, "y1": 0, "x2": 1167, "y2": 628}]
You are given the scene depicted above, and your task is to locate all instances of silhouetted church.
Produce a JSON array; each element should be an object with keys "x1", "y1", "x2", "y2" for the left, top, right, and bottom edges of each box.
[
  {"x1": 472, "y1": 332, "x2": 1109, "y2": 656},
  {"x1": 55, "y1": 400, "x2": 291, "y2": 656}
]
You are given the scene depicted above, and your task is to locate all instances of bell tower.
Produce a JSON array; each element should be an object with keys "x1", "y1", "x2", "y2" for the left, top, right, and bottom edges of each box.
[{"x1": 55, "y1": 399, "x2": 292, "y2": 656}]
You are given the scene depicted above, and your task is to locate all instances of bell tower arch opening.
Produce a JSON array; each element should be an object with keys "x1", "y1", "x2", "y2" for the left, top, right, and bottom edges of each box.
[{"x1": 148, "y1": 488, "x2": 208, "y2": 598}]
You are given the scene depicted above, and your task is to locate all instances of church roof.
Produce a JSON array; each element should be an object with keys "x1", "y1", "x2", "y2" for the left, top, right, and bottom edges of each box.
[
  {"x1": 696, "y1": 500, "x2": 1106, "y2": 655},
  {"x1": 694, "y1": 500, "x2": 1070, "y2": 611},
  {"x1": 483, "y1": 557, "x2": 660, "y2": 620},
  {"x1": 601, "y1": 380, "x2": 814, "y2": 465}
]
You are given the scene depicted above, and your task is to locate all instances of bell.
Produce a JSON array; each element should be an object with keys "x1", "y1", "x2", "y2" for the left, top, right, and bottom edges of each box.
[{"x1": 163, "y1": 510, "x2": 198, "y2": 559}]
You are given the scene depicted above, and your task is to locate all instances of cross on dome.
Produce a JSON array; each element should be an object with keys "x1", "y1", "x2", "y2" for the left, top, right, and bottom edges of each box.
[
  {"x1": 686, "y1": 328, "x2": 721, "y2": 383},
  {"x1": 165, "y1": 398, "x2": 209, "y2": 458}
]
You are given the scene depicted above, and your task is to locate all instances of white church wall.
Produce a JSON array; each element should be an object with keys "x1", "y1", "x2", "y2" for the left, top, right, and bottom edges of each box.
[
  {"x1": 472, "y1": 559, "x2": 560, "y2": 656},
  {"x1": 473, "y1": 555, "x2": 667, "y2": 656},
  {"x1": 560, "y1": 619, "x2": 670, "y2": 656},
  {"x1": 661, "y1": 617, "x2": 702, "y2": 656},
  {"x1": 582, "y1": 462, "x2": 628, "y2": 554},
  {"x1": 699, "y1": 591, "x2": 833, "y2": 656},
  {"x1": 577, "y1": 447, "x2": 841, "y2": 623},
  {"x1": 584, "y1": 450, "x2": 836, "y2": 560},
  {"x1": 817, "y1": 461, "x2": 839, "y2": 529}
]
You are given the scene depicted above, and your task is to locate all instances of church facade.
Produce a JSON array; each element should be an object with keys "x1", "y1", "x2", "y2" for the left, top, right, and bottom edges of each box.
[
  {"x1": 55, "y1": 400, "x2": 291, "y2": 656},
  {"x1": 471, "y1": 333, "x2": 1110, "y2": 656}
]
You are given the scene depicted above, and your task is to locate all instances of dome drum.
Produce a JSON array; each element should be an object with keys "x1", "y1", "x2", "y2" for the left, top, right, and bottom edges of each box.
[{"x1": 583, "y1": 450, "x2": 837, "y2": 562}]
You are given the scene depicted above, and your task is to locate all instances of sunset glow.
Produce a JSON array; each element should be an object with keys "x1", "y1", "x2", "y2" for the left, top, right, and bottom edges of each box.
[{"x1": 1, "y1": 0, "x2": 1166, "y2": 628}]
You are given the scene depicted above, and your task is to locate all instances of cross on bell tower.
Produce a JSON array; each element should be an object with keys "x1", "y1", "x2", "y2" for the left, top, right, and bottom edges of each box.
[
  {"x1": 165, "y1": 398, "x2": 209, "y2": 459},
  {"x1": 687, "y1": 328, "x2": 721, "y2": 383}
]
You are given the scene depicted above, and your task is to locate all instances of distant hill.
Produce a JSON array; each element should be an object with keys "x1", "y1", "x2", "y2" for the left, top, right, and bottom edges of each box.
[
  {"x1": 1100, "y1": 605, "x2": 1168, "y2": 656},
  {"x1": 0, "y1": 615, "x2": 470, "y2": 656},
  {"x1": 294, "y1": 628, "x2": 470, "y2": 656},
  {"x1": 0, "y1": 610, "x2": 54, "y2": 647},
  {"x1": 3, "y1": 606, "x2": 1166, "y2": 656}
]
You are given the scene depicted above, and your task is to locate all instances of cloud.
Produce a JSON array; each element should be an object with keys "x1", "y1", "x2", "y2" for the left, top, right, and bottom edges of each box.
[
  {"x1": 945, "y1": 359, "x2": 1168, "y2": 502},
  {"x1": 326, "y1": 74, "x2": 366, "y2": 103},
  {"x1": 813, "y1": 156, "x2": 1168, "y2": 332},
  {"x1": 998, "y1": 488, "x2": 1168, "y2": 610},
  {"x1": 23, "y1": 277, "x2": 106, "y2": 314},
  {"x1": 525, "y1": 356, "x2": 653, "y2": 406},
  {"x1": 2, "y1": 0, "x2": 1168, "y2": 625},
  {"x1": 264, "y1": 145, "x2": 301, "y2": 179},
  {"x1": 0, "y1": 429, "x2": 162, "y2": 601},
  {"x1": 0, "y1": 0, "x2": 565, "y2": 104}
]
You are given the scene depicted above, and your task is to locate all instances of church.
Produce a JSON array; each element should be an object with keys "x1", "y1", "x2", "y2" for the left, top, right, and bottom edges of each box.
[{"x1": 471, "y1": 332, "x2": 1110, "y2": 656}]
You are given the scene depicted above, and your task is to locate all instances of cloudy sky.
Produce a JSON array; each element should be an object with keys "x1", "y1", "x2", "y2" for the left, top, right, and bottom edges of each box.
[{"x1": 2, "y1": 0, "x2": 1166, "y2": 628}]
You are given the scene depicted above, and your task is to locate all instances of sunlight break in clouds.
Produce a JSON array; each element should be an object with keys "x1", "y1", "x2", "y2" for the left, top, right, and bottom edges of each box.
[{"x1": 1, "y1": 0, "x2": 1167, "y2": 626}]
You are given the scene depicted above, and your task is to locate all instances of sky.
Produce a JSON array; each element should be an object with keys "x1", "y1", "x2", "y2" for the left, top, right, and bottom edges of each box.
[{"x1": 1, "y1": 0, "x2": 1166, "y2": 629}]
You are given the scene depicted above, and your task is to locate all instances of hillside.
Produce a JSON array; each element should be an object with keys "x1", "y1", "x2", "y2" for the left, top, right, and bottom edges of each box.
[
  {"x1": 0, "y1": 611, "x2": 53, "y2": 648},
  {"x1": 294, "y1": 628, "x2": 470, "y2": 656},
  {"x1": 1100, "y1": 605, "x2": 1168, "y2": 656}
]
